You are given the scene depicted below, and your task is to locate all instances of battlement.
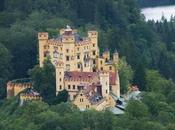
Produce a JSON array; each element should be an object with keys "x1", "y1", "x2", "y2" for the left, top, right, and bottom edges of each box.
[
  {"x1": 88, "y1": 31, "x2": 98, "y2": 38},
  {"x1": 7, "y1": 78, "x2": 32, "y2": 88},
  {"x1": 20, "y1": 94, "x2": 42, "y2": 100},
  {"x1": 38, "y1": 32, "x2": 49, "y2": 40},
  {"x1": 7, "y1": 78, "x2": 33, "y2": 98}
]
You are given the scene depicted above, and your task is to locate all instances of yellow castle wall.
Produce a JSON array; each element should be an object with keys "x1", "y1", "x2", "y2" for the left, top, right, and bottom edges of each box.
[
  {"x1": 73, "y1": 91, "x2": 92, "y2": 110},
  {"x1": 38, "y1": 29, "x2": 99, "y2": 72}
]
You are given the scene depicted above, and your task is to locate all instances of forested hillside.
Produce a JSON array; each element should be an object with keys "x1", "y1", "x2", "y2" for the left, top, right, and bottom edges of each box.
[
  {"x1": 138, "y1": 0, "x2": 175, "y2": 7},
  {"x1": 1, "y1": 0, "x2": 175, "y2": 129}
]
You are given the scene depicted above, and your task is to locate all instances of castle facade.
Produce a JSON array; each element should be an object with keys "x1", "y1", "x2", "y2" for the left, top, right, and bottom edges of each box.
[{"x1": 38, "y1": 26, "x2": 120, "y2": 110}]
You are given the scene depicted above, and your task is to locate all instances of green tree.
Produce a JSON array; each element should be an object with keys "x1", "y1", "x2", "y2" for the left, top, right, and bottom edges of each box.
[
  {"x1": 126, "y1": 100, "x2": 149, "y2": 119},
  {"x1": 117, "y1": 57, "x2": 133, "y2": 93},
  {"x1": 52, "y1": 89, "x2": 69, "y2": 105},
  {"x1": 0, "y1": 43, "x2": 12, "y2": 99},
  {"x1": 145, "y1": 70, "x2": 174, "y2": 94},
  {"x1": 29, "y1": 58, "x2": 56, "y2": 104},
  {"x1": 133, "y1": 62, "x2": 146, "y2": 90}
]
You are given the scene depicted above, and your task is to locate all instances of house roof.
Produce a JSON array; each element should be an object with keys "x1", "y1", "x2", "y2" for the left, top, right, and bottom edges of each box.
[
  {"x1": 64, "y1": 71, "x2": 116, "y2": 85},
  {"x1": 20, "y1": 88, "x2": 40, "y2": 97}
]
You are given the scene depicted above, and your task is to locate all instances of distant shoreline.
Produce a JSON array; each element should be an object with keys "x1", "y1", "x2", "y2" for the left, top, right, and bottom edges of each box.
[
  {"x1": 141, "y1": 4, "x2": 175, "y2": 10},
  {"x1": 141, "y1": 5, "x2": 175, "y2": 21}
]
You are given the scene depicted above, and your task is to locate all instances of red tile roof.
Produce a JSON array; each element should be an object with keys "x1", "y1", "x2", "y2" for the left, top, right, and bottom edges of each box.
[{"x1": 64, "y1": 71, "x2": 116, "y2": 85}]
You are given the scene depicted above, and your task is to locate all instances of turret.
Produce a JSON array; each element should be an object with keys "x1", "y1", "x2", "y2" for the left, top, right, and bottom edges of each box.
[
  {"x1": 88, "y1": 31, "x2": 99, "y2": 60},
  {"x1": 38, "y1": 32, "x2": 48, "y2": 40},
  {"x1": 55, "y1": 61, "x2": 64, "y2": 95},
  {"x1": 88, "y1": 31, "x2": 98, "y2": 48},
  {"x1": 102, "y1": 50, "x2": 110, "y2": 62},
  {"x1": 60, "y1": 25, "x2": 77, "y2": 35},
  {"x1": 61, "y1": 26, "x2": 75, "y2": 44},
  {"x1": 113, "y1": 50, "x2": 119, "y2": 64},
  {"x1": 99, "y1": 72, "x2": 110, "y2": 98},
  {"x1": 38, "y1": 32, "x2": 49, "y2": 67}
]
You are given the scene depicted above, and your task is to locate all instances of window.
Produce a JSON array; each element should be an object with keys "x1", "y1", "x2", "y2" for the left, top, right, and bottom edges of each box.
[
  {"x1": 44, "y1": 51, "x2": 50, "y2": 57},
  {"x1": 44, "y1": 45, "x2": 47, "y2": 49},
  {"x1": 68, "y1": 85, "x2": 71, "y2": 89},
  {"x1": 80, "y1": 94, "x2": 83, "y2": 96},
  {"x1": 93, "y1": 59, "x2": 96, "y2": 64},
  {"x1": 73, "y1": 85, "x2": 75, "y2": 89},
  {"x1": 66, "y1": 64, "x2": 70, "y2": 71},
  {"x1": 60, "y1": 53, "x2": 63, "y2": 59},
  {"x1": 80, "y1": 98, "x2": 84, "y2": 102},
  {"x1": 93, "y1": 51, "x2": 96, "y2": 55},
  {"x1": 66, "y1": 49, "x2": 69, "y2": 53},
  {"x1": 73, "y1": 95, "x2": 76, "y2": 99},
  {"x1": 101, "y1": 67, "x2": 103, "y2": 71},
  {"x1": 93, "y1": 44, "x2": 95, "y2": 47},
  {"x1": 106, "y1": 90, "x2": 108, "y2": 94},
  {"x1": 66, "y1": 56, "x2": 70, "y2": 61},
  {"x1": 60, "y1": 78, "x2": 62, "y2": 82},
  {"x1": 78, "y1": 63, "x2": 81, "y2": 69},
  {"x1": 86, "y1": 105, "x2": 89, "y2": 108},
  {"x1": 77, "y1": 47, "x2": 79, "y2": 51},
  {"x1": 109, "y1": 66, "x2": 112, "y2": 70},
  {"x1": 60, "y1": 85, "x2": 62, "y2": 90},
  {"x1": 77, "y1": 54, "x2": 80, "y2": 59},
  {"x1": 44, "y1": 45, "x2": 49, "y2": 49},
  {"x1": 59, "y1": 72, "x2": 61, "y2": 75},
  {"x1": 110, "y1": 86, "x2": 112, "y2": 91},
  {"x1": 53, "y1": 51, "x2": 59, "y2": 58},
  {"x1": 100, "y1": 60, "x2": 103, "y2": 65},
  {"x1": 78, "y1": 86, "x2": 84, "y2": 90}
]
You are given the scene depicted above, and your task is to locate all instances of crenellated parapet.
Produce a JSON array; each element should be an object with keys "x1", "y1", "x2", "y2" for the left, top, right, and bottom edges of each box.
[
  {"x1": 7, "y1": 78, "x2": 33, "y2": 98},
  {"x1": 20, "y1": 94, "x2": 42, "y2": 101}
]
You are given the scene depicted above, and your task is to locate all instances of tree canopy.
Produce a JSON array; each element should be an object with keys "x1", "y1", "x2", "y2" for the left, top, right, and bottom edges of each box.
[{"x1": 0, "y1": 0, "x2": 175, "y2": 129}]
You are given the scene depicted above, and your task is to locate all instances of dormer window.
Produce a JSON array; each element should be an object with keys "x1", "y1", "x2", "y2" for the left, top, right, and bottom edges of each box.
[{"x1": 53, "y1": 51, "x2": 59, "y2": 58}]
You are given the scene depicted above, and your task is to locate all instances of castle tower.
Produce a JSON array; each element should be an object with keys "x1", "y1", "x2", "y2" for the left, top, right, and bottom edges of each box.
[
  {"x1": 112, "y1": 50, "x2": 120, "y2": 97},
  {"x1": 61, "y1": 26, "x2": 76, "y2": 71},
  {"x1": 102, "y1": 50, "x2": 110, "y2": 62},
  {"x1": 99, "y1": 72, "x2": 110, "y2": 98},
  {"x1": 38, "y1": 32, "x2": 49, "y2": 67},
  {"x1": 88, "y1": 31, "x2": 99, "y2": 58},
  {"x1": 113, "y1": 50, "x2": 119, "y2": 64},
  {"x1": 56, "y1": 61, "x2": 64, "y2": 95}
]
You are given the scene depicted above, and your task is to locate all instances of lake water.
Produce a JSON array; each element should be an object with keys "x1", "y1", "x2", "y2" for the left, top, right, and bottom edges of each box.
[{"x1": 141, "y1": 5, "x2": 175, "y2": 21}]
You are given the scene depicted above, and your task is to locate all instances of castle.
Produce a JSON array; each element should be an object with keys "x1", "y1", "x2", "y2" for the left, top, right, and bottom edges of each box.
[
  {"x1": 38, "y1": 26, "x2": 120, "y2": 110},
  {"x1": 7, "y1": 78, "x2": 42, "y2": 104},
  {"x1": 7, "y1": 26, "x2": 120, "y2": 111}
]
